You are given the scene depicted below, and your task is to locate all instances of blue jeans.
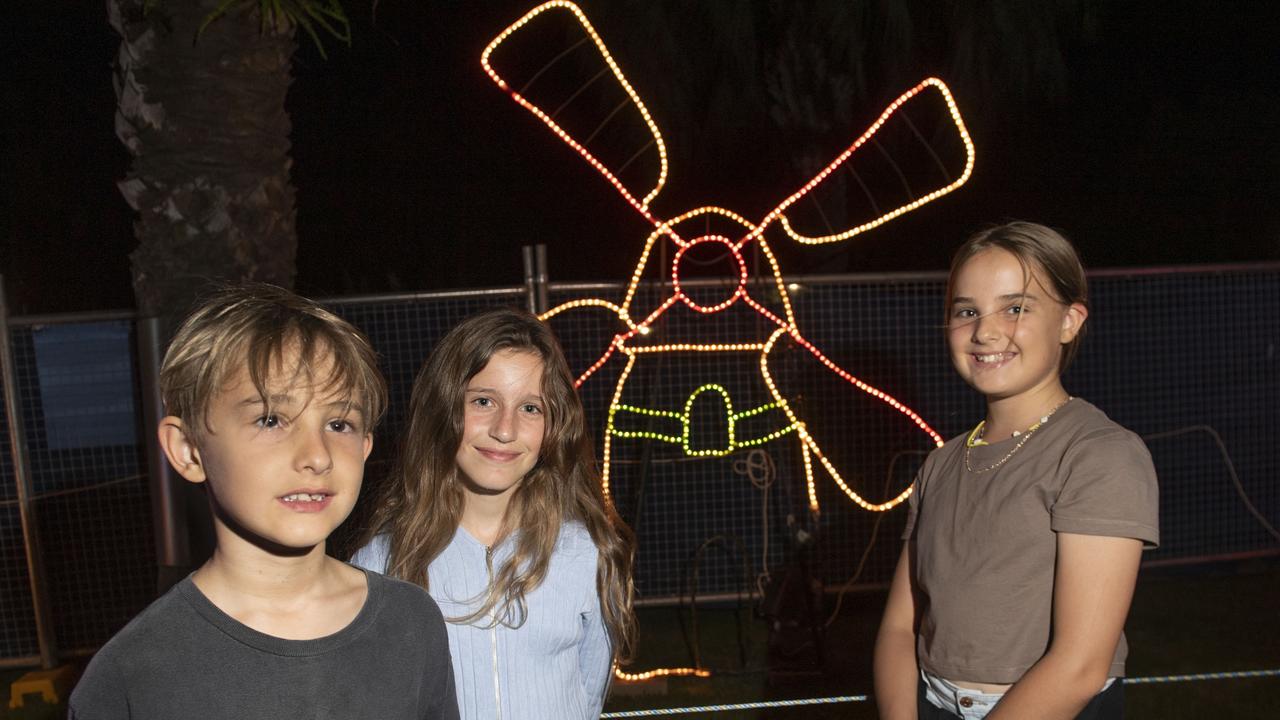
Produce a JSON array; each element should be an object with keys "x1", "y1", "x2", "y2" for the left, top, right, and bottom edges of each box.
[{"x1": 916, "y1": 674, "x2": 1124, "y2": 719}]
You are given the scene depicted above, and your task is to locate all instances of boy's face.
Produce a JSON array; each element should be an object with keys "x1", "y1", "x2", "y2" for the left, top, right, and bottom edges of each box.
[{"x1": 164, "y1": 349, "x2": 373, "y2": 554}]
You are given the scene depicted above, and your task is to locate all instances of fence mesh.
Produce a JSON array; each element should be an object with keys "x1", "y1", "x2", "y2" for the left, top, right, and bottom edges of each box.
[
  {"x1": 329, "y1": 291, "x2": 531, "y2": 552},
  {"x1": 542, "y1": 268, "x2": 1280, "y2": 599},
  {"x1": 1081, "y1": 270, "x2": 1280, "y2": 561},
  {"x1": 1, "y1": 321, "x2": 153, "y2": 661},
  {"x1": 1, "y1": 267, "x2": 1276, "y2": 660}
]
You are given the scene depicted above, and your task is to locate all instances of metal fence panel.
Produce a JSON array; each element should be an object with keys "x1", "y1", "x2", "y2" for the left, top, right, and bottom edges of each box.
[
  {"x1": 1081, "y1": 270, "x2": 1280, "y2": 562},
  {"x1": 0, "y1": 504, "x2": 40, "y2": 662},
  {"x1": 545, "y1": 267, "x2": 1280, "y2": 599},
  {"x1": 0, "y1": 267, "x2": 1276, "y2": 661},
  {"x1": 0, "y1": 321, "x2": 153, "y2": 660}
]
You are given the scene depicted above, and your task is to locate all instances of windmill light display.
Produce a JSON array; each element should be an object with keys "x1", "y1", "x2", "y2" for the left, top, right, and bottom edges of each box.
[{"x1": 482, "y1": 1, "x2": 975, "y2": 518}]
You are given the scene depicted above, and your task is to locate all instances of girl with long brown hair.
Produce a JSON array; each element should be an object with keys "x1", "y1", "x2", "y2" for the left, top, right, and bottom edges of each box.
[{"x1": 354, "y1": 307, "x2": 635, "y2": 720}]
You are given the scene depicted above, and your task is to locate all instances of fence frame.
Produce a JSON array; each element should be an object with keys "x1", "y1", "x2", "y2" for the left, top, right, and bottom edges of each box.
[
  {"x1": 1, "y1": 259, "x2": 1277, "y2": 662},
  {"x1": 0, "y1": 276, "x2": 57, "y2": 668}
]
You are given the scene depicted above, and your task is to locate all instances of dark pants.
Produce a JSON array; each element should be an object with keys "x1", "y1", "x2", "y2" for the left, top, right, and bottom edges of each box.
[{"x1": 916, "y1": 676, "x2": 1125, "y2": 719}]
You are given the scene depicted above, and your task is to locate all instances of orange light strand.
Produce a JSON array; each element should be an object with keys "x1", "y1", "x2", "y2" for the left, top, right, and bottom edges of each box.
[{"x1": 492, "y1": 0, "x2": 975, "y2": 684}]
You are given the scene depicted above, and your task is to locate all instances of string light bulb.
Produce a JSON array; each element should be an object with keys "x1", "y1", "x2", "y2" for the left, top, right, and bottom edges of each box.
[
  {"x1": 485, "y1": 0, "x2": 974, "y2": 684},
  {"x1": 484, "y1": 0, "x2": 967, "y2": 514}
]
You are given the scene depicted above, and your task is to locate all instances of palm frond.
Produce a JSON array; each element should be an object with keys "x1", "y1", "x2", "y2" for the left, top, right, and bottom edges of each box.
[
  {"x1": 297, "y1": 0, "x2": 351, "y2": 45},
  {"x1": 186, "y1": 0, "x2": 350, "y2": 55},
  {"x1": 195, "y1": 0, "x2": 243, "y2": 37}
]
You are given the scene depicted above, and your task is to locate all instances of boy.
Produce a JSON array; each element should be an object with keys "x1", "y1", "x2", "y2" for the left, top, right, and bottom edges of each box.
[{"x1": 69, "y1": 284, "x2": 459, "y2": 720}]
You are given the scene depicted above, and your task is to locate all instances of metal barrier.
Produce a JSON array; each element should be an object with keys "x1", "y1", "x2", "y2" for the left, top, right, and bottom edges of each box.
[
  {"x1": 1, "y1": 262, "x2": 1277, "y2": 662},
  {"x1": 0, "y1": 299, "x2": 150, "y2": 668},
  {"x1": 544, "y1": 264, "x2": 1280, "y2": 600}
]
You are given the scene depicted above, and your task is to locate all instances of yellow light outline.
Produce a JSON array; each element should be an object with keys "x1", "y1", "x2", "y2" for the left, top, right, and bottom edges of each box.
[
  {"x1": 486, "y1": 1, "x2": 975, "y2": 681},
  {"x1": 481, "y1": 1, "x2": 669, "y2": 213}
]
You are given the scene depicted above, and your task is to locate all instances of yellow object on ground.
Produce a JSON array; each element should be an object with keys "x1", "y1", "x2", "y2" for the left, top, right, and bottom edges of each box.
[{"x1": 8, "y1": 665, "x2": 74, "y2": 709}]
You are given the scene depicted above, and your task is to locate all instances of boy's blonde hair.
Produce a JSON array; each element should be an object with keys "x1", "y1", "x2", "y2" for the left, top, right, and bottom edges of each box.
[{"x1": 160, "y1": 283, "x2": 387, "y2": 442}]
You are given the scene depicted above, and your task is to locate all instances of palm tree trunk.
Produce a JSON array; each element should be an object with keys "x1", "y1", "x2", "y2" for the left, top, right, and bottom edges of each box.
[
  {"x1": 108, "y1": 0, "x2": 298, "y2": 323},
  {"x1": 109, "y1": 0, "x2": 299, "y2": 587}
]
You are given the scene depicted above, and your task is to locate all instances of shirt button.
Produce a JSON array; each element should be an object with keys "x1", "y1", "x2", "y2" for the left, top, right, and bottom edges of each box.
[{"x1": 959, "y1": 696, "x2": 974, "y2": 708}]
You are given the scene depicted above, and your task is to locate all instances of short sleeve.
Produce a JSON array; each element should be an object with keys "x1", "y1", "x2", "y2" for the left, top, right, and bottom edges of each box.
[
  {"x1": 414, "y1": 590, "x2": 461, "y2": 720},
  {"x1": 1051, "y1": 430, "x2": 1160, "y2": 547},
  {"x1": 350, "y1": 534, "x2": 391, "y2": 573},
  {"x1": 68, "y1": 649, "x2": 129, "y2": 720},
  {"x1": 901, "y1": 480, "x2": 920, "y2": 541},
  {"x1": 901, "y1": 450, "x2": 939, "y2": 541}
]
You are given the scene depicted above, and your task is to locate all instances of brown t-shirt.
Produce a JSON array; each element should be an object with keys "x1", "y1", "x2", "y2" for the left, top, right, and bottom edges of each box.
[{"x1": 903, "y1": 398, "x2": 1159, "y2": 684}]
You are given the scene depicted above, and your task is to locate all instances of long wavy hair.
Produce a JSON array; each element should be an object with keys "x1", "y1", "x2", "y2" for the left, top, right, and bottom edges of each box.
[{"x1": 361, "y1": 307, "x2": 636, "y2": 661}]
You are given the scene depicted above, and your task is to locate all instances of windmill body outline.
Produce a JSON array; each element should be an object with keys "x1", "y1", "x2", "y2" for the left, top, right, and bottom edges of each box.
[{"x1": 483, "y1": 1, "x2": 975, "y2": 513}]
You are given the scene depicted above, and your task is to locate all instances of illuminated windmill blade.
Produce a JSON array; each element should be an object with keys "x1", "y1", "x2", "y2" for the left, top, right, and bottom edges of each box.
[
  {"x1": 759, "y1": 328, "x2": 943, "y2": 513},
  {"x1": 749, "y1": 78, "x2": 975, "y2": 245},
  {"x1": 482, "y1": 1, "x2": 670, "y2": 222}
]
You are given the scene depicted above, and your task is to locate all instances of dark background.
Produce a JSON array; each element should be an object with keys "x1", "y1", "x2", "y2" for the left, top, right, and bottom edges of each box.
[{"x1": 5, "y1": 1, "x2": 1278, "y2": 315}]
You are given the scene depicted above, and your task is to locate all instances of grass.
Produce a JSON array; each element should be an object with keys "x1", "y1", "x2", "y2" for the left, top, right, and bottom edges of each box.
[
  {"x1": 604, "y1": 561, "x2": 1280, "y2": 718},
  {"x1": 3, "y1": 563, "x2": 1276, "y2": 719}
]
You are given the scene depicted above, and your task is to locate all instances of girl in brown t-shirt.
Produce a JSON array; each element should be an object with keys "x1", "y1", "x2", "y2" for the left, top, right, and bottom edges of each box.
[{"x1": 873, "y1": 222, "x2": 1158, "y2": 719}]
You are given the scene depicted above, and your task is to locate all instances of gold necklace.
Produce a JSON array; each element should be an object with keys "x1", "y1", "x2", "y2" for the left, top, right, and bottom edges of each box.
[{"x1": 964, "y1": 396, "x2": 1073, "y2": 474}]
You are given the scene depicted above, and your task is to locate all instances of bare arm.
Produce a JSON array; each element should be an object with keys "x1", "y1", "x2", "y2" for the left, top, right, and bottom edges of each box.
[
  {"x1": 874, "y1": 543, "x2": 919, "y2": 720},
  {"x1": 987, "y1": 533, "x2": 1143, "y2": 719}
]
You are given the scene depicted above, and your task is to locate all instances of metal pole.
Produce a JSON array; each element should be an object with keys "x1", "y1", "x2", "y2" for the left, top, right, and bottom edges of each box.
[
  {"x1": 0, "y1": 275, "x2": 57, "y2": 669},
  {"x1": 137, "y1": 317, "x2": 188, "y2": 581},
  {"x1": 533, "y1": 243, "x2": 549, "y2": 314},
  {"x1": 522, "y1": 245, "x2": 537, "y2": 314}
]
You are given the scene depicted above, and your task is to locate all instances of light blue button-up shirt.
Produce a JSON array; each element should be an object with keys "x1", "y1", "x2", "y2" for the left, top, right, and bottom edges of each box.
[{"x1": 353, "y1": 522, "x2": 612, "y2": 719}]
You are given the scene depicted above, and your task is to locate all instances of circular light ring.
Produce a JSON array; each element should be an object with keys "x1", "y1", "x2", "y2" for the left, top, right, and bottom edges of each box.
[{"x1": 672, "y1": 236, "x2": 747, "y2": 313}]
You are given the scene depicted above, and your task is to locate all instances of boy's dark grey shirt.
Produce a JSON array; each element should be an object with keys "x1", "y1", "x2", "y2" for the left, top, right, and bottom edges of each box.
[{"x1": 69, "y1": 568, "x2": 459, "y2": 720}]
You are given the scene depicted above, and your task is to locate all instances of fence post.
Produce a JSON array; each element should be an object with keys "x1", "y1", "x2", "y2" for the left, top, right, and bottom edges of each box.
[
  {"x1": 534, "y1": 244, "x2": 549, "y2": 314},
  {"x1": 0, "y1": 275, "x2": 57, "y2": 669},
  {"x1": 523, "y1": 244, "x2": 550, "y2": 314},
  {"x1": 136, "y1": 316, "x2": 188, "y2": 590},
  {"x1": 523, "y1": 246, "x2": 536, "y2": 313}
]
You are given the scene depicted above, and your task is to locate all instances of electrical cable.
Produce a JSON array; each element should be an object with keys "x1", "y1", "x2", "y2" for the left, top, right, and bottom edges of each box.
[
  {"x1": 732, "y1": 449, "x2": 776, "y2": 598},
  {"x1": 821, "y1": 422, "x2": 1278, "y2": 630},
  {"x1": 824, "y1": 448, "x2": 927, "y2": 627},
  {"x1": 1142, "y1": 425, "x2": 1280, "y2": 545},
  {"x1": 679, "y1": 534, "x2": 752, "y2": 672}
]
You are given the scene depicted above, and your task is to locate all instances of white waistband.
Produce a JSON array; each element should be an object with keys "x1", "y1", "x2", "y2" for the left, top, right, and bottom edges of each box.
[{"x1": 922, "y1": 669, "x2": 1115, "y2": 718}]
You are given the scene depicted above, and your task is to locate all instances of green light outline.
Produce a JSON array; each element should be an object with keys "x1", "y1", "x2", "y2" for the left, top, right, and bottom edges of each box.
[{"x1": 608, "y1": 383, "x2": 798, "y2": 458}]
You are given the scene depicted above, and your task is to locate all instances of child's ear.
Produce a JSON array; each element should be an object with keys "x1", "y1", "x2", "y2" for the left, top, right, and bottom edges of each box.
[
  {"x1": 362, "y1": 433, "x2": 374, "y2": 461},
  {"x1": 1060, "y1": 302, "x2": 1089, "y2": 343},
  {"x1": 158, "y1": 416, "x2": 207, "y2": 484}
]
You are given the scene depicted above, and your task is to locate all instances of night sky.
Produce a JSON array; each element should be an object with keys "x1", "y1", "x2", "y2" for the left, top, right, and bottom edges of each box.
[{"x1": 5, "y1": 1, "x2": 1278, "y2": 316}]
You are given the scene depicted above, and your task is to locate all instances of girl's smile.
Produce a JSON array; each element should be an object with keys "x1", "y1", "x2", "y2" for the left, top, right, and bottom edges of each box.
[
  {"x1": 971, "y1": 351, "x2": 1016, "y2": 366},
  {"x1": 475, "y1": 448, "x2": 523, "y2": 462}
]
